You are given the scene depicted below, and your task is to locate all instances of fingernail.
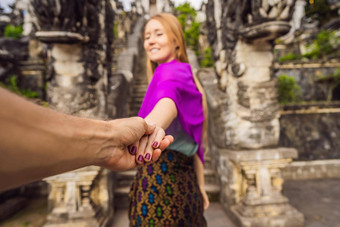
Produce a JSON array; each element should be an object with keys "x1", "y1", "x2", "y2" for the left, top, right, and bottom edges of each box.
[
  {"x1": 138, "y1": 155, "x2": 144, "y2": 162},
  {"x1": 145, "y1": 153, "x2": 151, "y2": 160},
  {"x1": 152, "y1": 141, "x2": 158, "y2": 147},
  {"x1": 130, "y1": 146, "x2": 137, "y2": 155}
]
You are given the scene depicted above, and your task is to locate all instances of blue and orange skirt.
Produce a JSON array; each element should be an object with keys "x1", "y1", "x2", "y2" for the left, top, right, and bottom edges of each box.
[{"x1": 128, "y1": 150, "x2": 206, "y2": 227}]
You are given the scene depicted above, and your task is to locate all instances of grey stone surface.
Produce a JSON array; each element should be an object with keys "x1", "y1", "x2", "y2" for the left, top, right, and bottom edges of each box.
[
  {"x1": 280, "y1": 112, "x2": 340, "y2": 160},
  {"x1": 283, "y1": 178, "x2": 340, "y2": 227},
  {"x1": 283, "y1": 160, "x2": 340, "y2": 180}
]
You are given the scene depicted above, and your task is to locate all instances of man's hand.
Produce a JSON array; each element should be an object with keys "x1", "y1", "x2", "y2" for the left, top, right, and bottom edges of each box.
[{"x1": 98, "y1": 117, "x2": 173, "y2": 171}]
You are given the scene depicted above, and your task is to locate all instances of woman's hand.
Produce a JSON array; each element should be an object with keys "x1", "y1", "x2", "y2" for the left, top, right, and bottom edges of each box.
[
  {"x1": 131, "y1": 125, "x2": 168, "y2": 165},
  {"x1": 200, "y1": 187, "x2": 210, "y2": 210},
  {"x1": 98, "y1": 118, "x2": 173, "y2": 171}
]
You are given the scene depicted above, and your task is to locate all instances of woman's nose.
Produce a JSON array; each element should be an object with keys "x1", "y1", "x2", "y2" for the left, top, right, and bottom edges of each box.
[{"x1": 148, "y1": 35, "x2": 155, "y2": 44}]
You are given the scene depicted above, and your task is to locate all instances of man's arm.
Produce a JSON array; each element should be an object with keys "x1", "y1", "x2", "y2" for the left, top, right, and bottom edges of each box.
[{"x1": 0, "y1": 87, "x2": 172, "y2": 192}]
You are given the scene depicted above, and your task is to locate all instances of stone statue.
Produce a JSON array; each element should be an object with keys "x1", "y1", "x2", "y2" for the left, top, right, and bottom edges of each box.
[
  {"x1": 206, "y1": 0, "x2": 295, "y2": 150},
  {"x1": 201, "y1": 0, "x2": 305, "y2": 226},
  {"x1": 30, "y1": 1, "x2": 115, "y2": 226}
]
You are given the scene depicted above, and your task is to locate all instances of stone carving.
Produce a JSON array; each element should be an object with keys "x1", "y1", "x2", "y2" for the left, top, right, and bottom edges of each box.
[
  {"x1": 205, "y1": 0, "x2": 296, "y2": 149},
  {"x1": 31, "y1": 0, "x2": 114, "y2": 118},
  {"x1": 44, "y1": 167, "x2": 102, "y2": 227},
  {"x1": 30, "y1": 1, "x2": 115, "y2": 226},
  {"x1": 202, "y1": 0, "x2": 305, "y2": 226},
  {"x1": 207, "y1": 0, "x2": 295, "y2": 88}
]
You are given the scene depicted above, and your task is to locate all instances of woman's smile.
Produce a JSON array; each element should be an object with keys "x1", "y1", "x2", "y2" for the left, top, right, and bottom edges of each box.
[{"x1": 144, "y1": 19, "x2": 176, "y2": 64}]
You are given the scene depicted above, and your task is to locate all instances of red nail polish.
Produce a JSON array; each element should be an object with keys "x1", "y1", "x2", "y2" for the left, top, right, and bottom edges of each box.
[
  {"x1": 152, "y1": 141, "x2": 158, "y2": 147},
  {"x1": 131, "y1": 146, "x2": 137, "y2": 155},
  {"x1": 145, "y1": 153, "x2": 151, "y2": 160},
  {"x1": 138, "y1": 155, "x2": 144, "y2": 162},
  {"x1": 129, "y1": 146, "x2": 137, "y2": 155}
]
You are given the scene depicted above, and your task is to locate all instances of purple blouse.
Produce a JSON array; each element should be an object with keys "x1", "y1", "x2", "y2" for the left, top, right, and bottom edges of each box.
[{"x1": 138, "y1": 59, "x2": 205, "y2": 163}]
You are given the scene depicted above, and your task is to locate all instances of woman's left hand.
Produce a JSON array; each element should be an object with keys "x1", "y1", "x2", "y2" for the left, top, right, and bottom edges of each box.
[
  {"x1": 131, "y1": 125, "x2": 169, "y2": 165},
  {"x1": 200, "y1": 187, "x2": 210, "y2": 210}
]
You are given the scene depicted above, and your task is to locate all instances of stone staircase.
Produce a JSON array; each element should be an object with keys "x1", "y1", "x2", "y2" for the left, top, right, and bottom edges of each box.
[
  {"x1": 203, "y1": 154, "x2": 221, "y2": 202},
  {"x1": 113, "y1": 52, "x2": 148, "y2": 209}
]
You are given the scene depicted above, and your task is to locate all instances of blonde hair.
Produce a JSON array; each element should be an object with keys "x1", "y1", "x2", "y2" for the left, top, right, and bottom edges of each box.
[
  {"x1": 144, "y1": 13, "x2": 209, "y2": 154},
  {"x1": 145, "y1": 13, "x2": 188, "y2": 79}
]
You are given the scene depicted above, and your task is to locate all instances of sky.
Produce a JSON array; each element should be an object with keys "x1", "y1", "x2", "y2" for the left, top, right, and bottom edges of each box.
[
  {"x1": 0, "y1": 0, "x2": 205, "y2": 13},
  {"x1": 122, "y1": 0, "x2": 205, "y2": 11},
  {"x1": 0, "y1": 0, "x2": 15, "y2": 12}
]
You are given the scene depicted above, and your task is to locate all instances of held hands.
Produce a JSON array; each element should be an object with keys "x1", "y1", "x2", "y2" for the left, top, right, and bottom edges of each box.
[
  {"x1": 130, "y1": 124, "x2": 167, "y2": 165},
  {"x1": 98, "y1": 117, "x2": 173, "y2": 171}
]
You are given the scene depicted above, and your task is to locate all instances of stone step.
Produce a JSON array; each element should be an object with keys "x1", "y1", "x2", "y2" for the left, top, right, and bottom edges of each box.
[
  {"x1": 129, "y1": 103, "x2": 142, "y2": 110},
  {"x1": 114, "y1": 186, "x2": 130, "y2": 209},
  {"x1": 131, "y1": 97, "x2": 144, "y2": 104},
  {"x1": 205, "y1": 183, "x2": 221, "y2": 202},
  {"x1": 133, "y1": 77, "x2": 148, "y2": 82},
  {"x1": 204, "y1": 168, "x2": 219, "y2": 185},
  {"x1": 132, "y1": 85, "x2": 148, "y2": 92},
  {"x1": 202, "y1": 156, "x2": 212, "y2": 169},
  {"x1": 131, "y1": 87, "x2": 147, "y2": 92},
  {"x1": 129, "y1": 106, "x2": 141, "y2": 112},
  {"x1": 115, "y1": 170, "x2": 137, "y2": 188},
  {"x1": 130, "y1": 98, "x2": 144, "y2": 104}
]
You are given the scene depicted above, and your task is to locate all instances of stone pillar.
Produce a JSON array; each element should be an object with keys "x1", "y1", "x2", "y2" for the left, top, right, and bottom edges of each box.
[
  {"x1": 44, "y1": 167, "x2": 101, "y2": 227},
  {"x1": 226, "y1": 149, "x2": 303, "y2": 226},
  {"x1": 203, "y1": 0, "x2": 304, "y2": 226},
  {"x1": 30, "y1": 0, "x2": 114, "y2": 226}
]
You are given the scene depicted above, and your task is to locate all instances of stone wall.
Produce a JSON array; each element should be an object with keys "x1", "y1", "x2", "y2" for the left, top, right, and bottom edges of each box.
[
  {"x1": 282, "y1": 159, "x2": 340, "y2": 180},
  {"x1": 279, "y1": 108, "x2": 340, "y2": 160},
  {"x1": 274, "y1": 61, "x2": 340, "y2": 101}
]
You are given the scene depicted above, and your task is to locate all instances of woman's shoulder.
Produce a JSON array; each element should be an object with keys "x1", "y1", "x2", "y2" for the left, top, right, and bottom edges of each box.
[
  {"x1": 158, "y1": 59, "x2": 191, "y2": 70},
  {"x1": 156, "y1": 60, "x2": 193, "y2": 80}
]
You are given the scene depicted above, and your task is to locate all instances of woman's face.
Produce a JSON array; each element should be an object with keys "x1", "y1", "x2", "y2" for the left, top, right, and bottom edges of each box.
[{"x1": 144, "y1": 19, "x2": 176, "y2": 64}]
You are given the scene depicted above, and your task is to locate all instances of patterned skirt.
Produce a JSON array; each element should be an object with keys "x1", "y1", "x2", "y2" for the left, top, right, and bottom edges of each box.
[{"x1": 128, "y1": 150, "x2": 206, "y2": 227}]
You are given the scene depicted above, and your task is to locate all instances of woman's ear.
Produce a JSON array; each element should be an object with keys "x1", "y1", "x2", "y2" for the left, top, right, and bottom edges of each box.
[{"x1": 173, "y1": 39, "x2": 179, "y2": 50}]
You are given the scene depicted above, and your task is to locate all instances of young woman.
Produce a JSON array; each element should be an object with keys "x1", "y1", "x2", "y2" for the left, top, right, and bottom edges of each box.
[{"x1": 128, "y1": 13, "x2": 209, "y2": 226}]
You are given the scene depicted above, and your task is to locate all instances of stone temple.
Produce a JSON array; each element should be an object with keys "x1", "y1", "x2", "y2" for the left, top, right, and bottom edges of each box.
[{"x1": 0, "y1": 0, "x2": 340, "y2": 226}]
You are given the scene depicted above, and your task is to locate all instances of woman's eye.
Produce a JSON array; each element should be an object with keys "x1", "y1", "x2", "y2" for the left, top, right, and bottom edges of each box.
[{"x1": 156, "y1": 33, "x2": 163, "y2": 36}]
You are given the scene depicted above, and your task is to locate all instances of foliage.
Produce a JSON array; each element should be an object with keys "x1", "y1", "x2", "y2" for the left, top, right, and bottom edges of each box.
[
  {"x1": 305, "y1": 0, "x2": 338, "y2": 27},
  {"x1": 278, "y1": 53, "x2": 299, "y2": 62},
  {"x1": 278, "y1": 30, "x2": 339, "y2": 62},
  {"x1": 175, "y1": 3, "x2": 200, "y2": 52},
  {"x1": 277, "y1": 75, "x2": 302, "y2": 104},
  {"x1": 0, "y1": 75, "x2": 40, "y2": 99},
  {"x1": 302, "y1": 30, "x2": 339, "y2": 59},
  {"x1": 4, "y1": 24, "x2": 23, "y2": 39},
  {"x1": 113, "y1": 21, "x2": 118, "y2": 38},
  {"x1": 200, "y1": 47, "x2": 214, "y2": 67}
]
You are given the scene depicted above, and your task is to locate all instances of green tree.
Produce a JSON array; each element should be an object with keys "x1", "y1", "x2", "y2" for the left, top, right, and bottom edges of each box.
[
  {"x1": 0, "y1": 75, "x2": 39, "y2": 99},
  {"x1": 4, "y1": 24, "x2": 23, "y2": 39},
  {"x1": 175, "y1": 3, "x2": 200, "y2": 51},
  {"x1": 303, "y1": 30, "x2": 339, "y2": 59},
  {"x1": 305, "y1": 0, "x2": 338, "y2": 27},
  {"x1": 200, "y1": 47, "x2": 214, "y2": 67},
  {"x1": 277, "y1": 75, "x2": 302, "y2": 104}
]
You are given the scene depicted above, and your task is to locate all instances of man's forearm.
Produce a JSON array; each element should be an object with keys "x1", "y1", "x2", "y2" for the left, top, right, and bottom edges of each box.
[{"x1": 0, "y1": 88, "x2": 110, "y2": 191}]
